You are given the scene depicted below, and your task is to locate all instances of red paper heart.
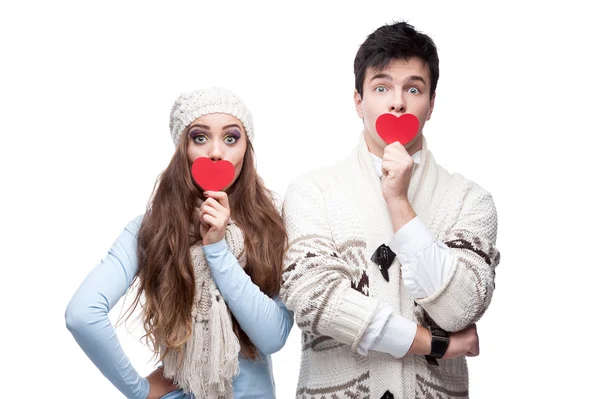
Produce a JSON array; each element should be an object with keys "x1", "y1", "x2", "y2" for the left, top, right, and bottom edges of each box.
[
  {"x1": 191, "y1": 157, "x2": 235, "y2": 191},
  {"x1": 375, "y1": 113, "x2": 420, "y2": 145}
]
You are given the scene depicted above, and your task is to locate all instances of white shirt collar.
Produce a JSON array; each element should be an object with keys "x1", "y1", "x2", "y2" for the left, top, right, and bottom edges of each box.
[{"x1": 370, "y1": 150, "x2": 421, "y2": 178}]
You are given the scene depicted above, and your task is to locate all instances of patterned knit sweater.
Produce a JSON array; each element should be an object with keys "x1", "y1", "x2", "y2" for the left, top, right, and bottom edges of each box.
[{"x1": 281, "y1": 133, "x2": 500, "y2": 399}]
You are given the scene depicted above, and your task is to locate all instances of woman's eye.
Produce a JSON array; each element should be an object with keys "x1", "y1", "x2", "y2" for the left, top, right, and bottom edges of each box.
[
  {"x1": 224, "y1": 136, "x2": 238, "y2": 145},
  {"x1": 193, "y1": 135, "x2": 207, "y2": 144}
]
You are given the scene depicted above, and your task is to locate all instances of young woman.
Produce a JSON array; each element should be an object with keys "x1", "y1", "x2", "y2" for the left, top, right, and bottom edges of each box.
[{"x1": 66, "y1": 87, "x2": 293, "y2": 399}]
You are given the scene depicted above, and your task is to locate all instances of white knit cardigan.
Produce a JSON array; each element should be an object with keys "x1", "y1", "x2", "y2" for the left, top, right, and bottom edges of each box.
[{"x1": 281, "y1": 133, "x2": 500, "y2": 399}]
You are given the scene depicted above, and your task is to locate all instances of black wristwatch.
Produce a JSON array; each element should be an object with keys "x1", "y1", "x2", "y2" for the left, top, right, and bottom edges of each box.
[{"x1": 425, "y1": 327, "x2": 449, "y2": 366}]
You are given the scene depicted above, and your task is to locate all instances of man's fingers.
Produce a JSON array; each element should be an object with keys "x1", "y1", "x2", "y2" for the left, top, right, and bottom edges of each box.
[
  {"x1": 383, "y1": 142, "x2": 411, "y2": 159},
  {"x1": 381, "y1": 160, "x2": 399, "y2": 177}
]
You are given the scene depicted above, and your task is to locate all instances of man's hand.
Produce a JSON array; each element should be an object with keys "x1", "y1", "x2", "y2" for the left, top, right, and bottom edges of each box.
[
  {"x1": 381, "y1": 142, "x2": 414, "y2": 203},
  {"x1": 199, "y1": 191, "x2": 231, "y2": 246},
  {"x1": 445, "y1": 324, "x2": 480, "y2": 359},
  {"x1": 145, "y1": 367, "x2": 178, "y2": 399},
  {"x1": 381, "y1": 142, "x2": 417, "y2": 231}
]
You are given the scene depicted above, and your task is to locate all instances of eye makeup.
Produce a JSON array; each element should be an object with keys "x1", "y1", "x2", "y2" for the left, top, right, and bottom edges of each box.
[
  {"x1": 225, "y1": 129, "x2": 241, "y2": 140},
  {"x1": 188, "y1": 129, "x2": 209, "y2": 145},
  {"x1": 187, "y1": 125, "x2": 243, "y2": 144},
  {"x1": 188, "y1": 128, "x2": 208, "y2": 138}
]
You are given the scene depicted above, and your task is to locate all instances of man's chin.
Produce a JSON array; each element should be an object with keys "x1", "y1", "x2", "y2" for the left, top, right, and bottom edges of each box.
[{"x1": 404, "y1": 132, "x2": 423, "y2": 152}]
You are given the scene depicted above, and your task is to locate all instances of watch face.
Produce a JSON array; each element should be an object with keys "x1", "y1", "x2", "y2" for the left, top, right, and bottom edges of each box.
[{"x1": 429, "y1": 327, "x2": 450, "y2": 359}]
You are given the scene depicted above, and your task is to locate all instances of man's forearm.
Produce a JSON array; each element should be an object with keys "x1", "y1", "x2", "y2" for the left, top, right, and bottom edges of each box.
[
  {"x1": 386, "y1": 198, "x2": 417, "y2": 232},
  {"x1": 407, "y1": 325, "x2": 432, "y2": 355}
]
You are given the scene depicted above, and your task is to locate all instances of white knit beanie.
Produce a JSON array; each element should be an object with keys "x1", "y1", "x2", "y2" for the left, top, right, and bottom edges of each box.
[{"x1": 169, "y1": 87, "x2": 254, "y2": 147}]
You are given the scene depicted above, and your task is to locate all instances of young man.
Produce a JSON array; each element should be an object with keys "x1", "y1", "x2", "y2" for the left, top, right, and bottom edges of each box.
[{"x1": 281, "y1": 22, "x2": 500, "y2": 399}]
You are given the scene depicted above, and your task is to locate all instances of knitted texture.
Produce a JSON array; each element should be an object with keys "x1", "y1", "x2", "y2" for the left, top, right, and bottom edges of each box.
[
  {"x1": 162, "y1": 212, "x2": 245, "y2": 399},
  {"x1": 169, "y1": 87, "x2": 254, "y2": 147},
  {"x1": 281, "y1": 133, "x2": 500, "y2": 399}
]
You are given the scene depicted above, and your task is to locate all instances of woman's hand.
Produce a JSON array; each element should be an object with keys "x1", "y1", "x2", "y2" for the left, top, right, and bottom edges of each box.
[
  {"x1": 199, "y1": 191, "x2": 231, "y2": 246},
  {"x1": 145, "y1": 367, "x2": 178, "y2": 399}
]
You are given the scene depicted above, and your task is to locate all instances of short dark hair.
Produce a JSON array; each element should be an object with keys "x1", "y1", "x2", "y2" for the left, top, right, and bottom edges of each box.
[{"x1": 354, "y1": 21, "x2": 439, "y2": 98}]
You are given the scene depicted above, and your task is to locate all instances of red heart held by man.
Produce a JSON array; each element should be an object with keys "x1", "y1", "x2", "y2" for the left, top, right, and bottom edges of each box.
[
  {"x1": 191, "y1": 157, "x2": 235, "y2": 191},
  {"x1": 375, "y1": 113, "x2": 420, "y2": 145}
]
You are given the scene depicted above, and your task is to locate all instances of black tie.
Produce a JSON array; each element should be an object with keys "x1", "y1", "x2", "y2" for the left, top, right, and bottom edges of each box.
[{"x1": 371, "y1": 244, "x2": 396, "y2": 282}]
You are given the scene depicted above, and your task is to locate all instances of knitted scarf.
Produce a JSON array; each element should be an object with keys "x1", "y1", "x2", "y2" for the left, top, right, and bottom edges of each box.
[{"x1": 161, "y1": 215, "x2": 244, "y2": 398}]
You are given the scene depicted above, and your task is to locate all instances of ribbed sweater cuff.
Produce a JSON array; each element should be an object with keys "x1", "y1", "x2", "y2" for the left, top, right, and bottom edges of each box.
[
  {"x1": 324, "y1": 288, "x2": 379, "y2": 352},
  {"x1": 415, "y1": 262, "x2": 473, "y2": 331}
]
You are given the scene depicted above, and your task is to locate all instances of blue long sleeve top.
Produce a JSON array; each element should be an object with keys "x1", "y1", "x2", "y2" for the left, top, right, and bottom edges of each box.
[{"x1": 65, "y1": 215, "x2": 293, "y2": 399}]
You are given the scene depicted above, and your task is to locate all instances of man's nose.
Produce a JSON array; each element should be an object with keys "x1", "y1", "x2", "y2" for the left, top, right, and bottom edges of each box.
[{"x1": 389, "y1": 92, "x2": 406, "y2": 114}]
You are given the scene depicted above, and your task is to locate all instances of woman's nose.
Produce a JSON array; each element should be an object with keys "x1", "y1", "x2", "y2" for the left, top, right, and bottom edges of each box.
[{"x1": 208, "y1": 143, "x2": 224, "y2": 161}]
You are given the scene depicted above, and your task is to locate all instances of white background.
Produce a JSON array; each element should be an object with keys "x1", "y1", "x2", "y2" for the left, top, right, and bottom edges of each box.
[{"x1": 1, "y1": 0, "x2": 598, "y2": 397}]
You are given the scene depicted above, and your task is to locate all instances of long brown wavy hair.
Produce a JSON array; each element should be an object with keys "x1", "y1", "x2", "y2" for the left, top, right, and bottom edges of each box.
[{"x1": 129, "y1": 129, "x2": 287, "y2": 362}]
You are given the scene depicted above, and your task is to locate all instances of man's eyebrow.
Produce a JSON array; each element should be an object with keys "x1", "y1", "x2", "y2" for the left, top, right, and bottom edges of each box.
[
  {"x1": 369, "y1": 73, "x2": 427, "y2": 86},
  {"x1": 405, "y1": 75, "x2": 427, "y2": 85},
  {"x1": 369, "y1": 73, "x2": 394, "y2": 82}
]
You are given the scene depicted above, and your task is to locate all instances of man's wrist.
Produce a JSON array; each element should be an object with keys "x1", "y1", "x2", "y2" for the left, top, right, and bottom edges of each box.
[
  {"x1": 425, "y1": 327, "x2": 450, "y2": 365},
  {"x1": 386, "y1": 198, "x2": 417, "y2": 231}
]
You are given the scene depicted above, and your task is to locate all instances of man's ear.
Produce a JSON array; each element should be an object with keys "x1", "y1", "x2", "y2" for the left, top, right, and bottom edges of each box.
[
  {"x1": 426, "y1": 92, "x2": 436, "y2": 121},
  {"x1": 354, "y1": 89, "x2": 364, "y2": 119}
]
